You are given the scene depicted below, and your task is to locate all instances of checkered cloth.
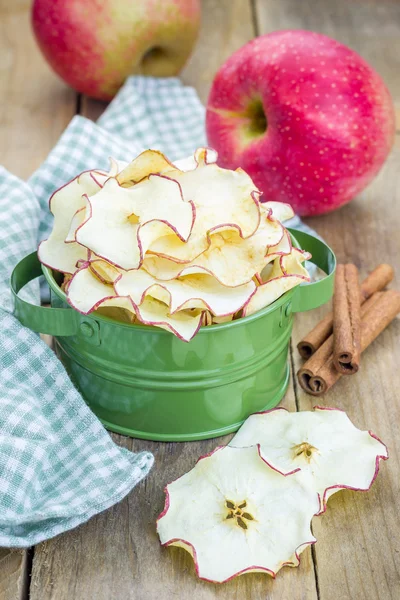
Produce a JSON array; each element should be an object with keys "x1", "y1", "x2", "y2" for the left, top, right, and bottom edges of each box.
[
  {"x1": 0, "y1": 75, "x2": 209, "y2": 548},
  {"x1": 0, "y1": 76, "x2": 314, "y2": 548}
]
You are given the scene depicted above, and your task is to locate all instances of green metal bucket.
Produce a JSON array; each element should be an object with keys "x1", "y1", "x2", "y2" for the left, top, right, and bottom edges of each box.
[{"x1": 11, "y1": 229, "x2": 335, "y2": 442}]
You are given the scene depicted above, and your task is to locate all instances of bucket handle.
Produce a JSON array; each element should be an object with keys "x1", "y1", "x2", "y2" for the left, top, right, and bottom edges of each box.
[
  {"x1": 287, "y1": 228, "x2": 336, "y2": 313},
  {"x1": 11, "y1": 252, "x2": 79, "y2": 336}
]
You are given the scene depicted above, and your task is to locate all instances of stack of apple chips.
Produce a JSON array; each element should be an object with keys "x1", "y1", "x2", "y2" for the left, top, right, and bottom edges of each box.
[{"x1": 39, "y1": 147, "x2": 310, "y2": 341}]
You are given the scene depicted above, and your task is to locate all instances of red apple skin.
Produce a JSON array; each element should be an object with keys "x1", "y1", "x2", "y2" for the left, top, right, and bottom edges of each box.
[
  {"x1": 32, "y1": 0, "x2": 200, "y2": 101},
  {"x1": 206, "y1": 31, "x2": 395, "y2": 216}
]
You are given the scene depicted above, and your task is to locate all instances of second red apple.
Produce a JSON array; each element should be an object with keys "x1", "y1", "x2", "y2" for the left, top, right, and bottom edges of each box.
[{"x1": 206, "y1": 31, "x2": 394, "y2": 216}]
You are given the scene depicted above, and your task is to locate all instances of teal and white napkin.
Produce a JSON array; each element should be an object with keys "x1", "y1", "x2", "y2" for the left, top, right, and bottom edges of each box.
[{"x1": 0, "y1": 75, "x2": 207, "y2": 548}]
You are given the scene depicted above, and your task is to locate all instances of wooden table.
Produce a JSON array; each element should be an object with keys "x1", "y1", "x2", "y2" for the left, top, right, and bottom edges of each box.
[{"x1": 1, "y1": 1, "x2": 400, "y2": 598}]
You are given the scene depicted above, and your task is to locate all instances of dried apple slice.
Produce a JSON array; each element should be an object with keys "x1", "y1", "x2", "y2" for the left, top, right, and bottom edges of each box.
[
  {"x1": 38, "y1": 170, "x2": 105, "y2": 274},
  {"x1": 258, "y1": 230, "x2": 294, "y2": 282},
  {"x1": 282, "y1": 249, "x2": 312, "y2": 274},
  {"x1": 96, "y1": 305, "x2": 137, "y2": 324},
  {"x1": 212, "y1": 314, "x2": 234, "y2": 324},
  {"x1": 90, "y1": 171, "x2": 111, "y2": 188},
  {"x1": 61, "y1": 273, "x2": 72, "y2": 293},
  {"x1": 115, "y1": 269, "x2": 256, "y2": 316},
  {"x1": 262, "y1": 201, "x2": 295, "y2": 223},
  {"x1": 65, "y1": 207, "x2": 86, "y2": 243},
  {"x1": 88, "y1": 259, "x2": 121, "y2": 285},
  {"x1": 67, "y1": 264, "x2": 204, "y2": 341},
  {"x1": 75, "y1": 175, "x2": 195, "y2": 270},
  {"x1": 149, "y1": 149, "x2": 261, "y2": 263},
  {"x1": 135, "y1": 297, "x2": 203, "y2": 342},
  {"x1": 142, "y1": 255, "x2": 209, "y2": 281},
  {"x1": 191, "y1": 216, "x2": 283, "y2": 286},
  {"x1": 143, "y1": 208, "x2": 282, "y2": 287},
  {"x1": 113, "y1": 148, "x2": 217, "y2": 187},
  {"x1": 243, "y1": 275, "x2": 306, "y2": 316},
  {"x1": 244, "y1": 248, "x2": 310, "y2": 316},
  {"x1": 116, "y1": 149, "x2": 176, "y2": 185},
  {"x1": 202, "y1": 310, "x2": 213, "y2": 326},
  {"x1": 266, "y1": 227, "x2": 292, "y2": 259},
  {"x1": 269, "y1": 248, "x2": 311, "y2": 279},
  {"x1": 107, "y1": 157, "x2": 128, "y2": 177},
  {"x1": 67, "y1": 264, "x2": 128, "y2": 315},
  {"x1": 157, "y1": 445, "x2": 319, "y2": 583},
  {"x1": 230, "y1": 407, "x2": 388, "y2": 513},
  {"x1": 173, "y1": 147, "x2": 217, "y2": 171}
]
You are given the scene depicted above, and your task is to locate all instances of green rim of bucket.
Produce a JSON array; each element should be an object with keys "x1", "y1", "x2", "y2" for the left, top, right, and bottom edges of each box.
[
  {"x1": 12, "y1": 229, "x2": 336, "y2": 337},
  {"x1": 41, "y1": 230, "x2": 335, "y2": 330}
]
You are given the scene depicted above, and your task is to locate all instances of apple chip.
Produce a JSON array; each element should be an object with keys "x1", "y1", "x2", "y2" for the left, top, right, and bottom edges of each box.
[
  {"x1": 256, "y1": 229, "x2": 296, "y2": 283},
  {"x1": 38, "y1": 171, "x2": 105, "y2": 274},
  {"x1": 89, "y1": 171, "x2": 111, "y2": 188},
  {"x1": 114, "y1": 148, "x2": 217, "y2": 187},
  {"x1": 67, "y1": 264, "x2": 130, "y2": 315},
  {"x1": 243, "y1": 275, "x2": 306, "y2": 316},
  {"x1": 96, "y1": 305, "x2": 137, "y2": 324},
  {"x1": 266, "y1": 227, "x2": 292, "y2": 258},
  {"x1": 202, "y1": 310, "x2": 213, "y2": 326},
  {"x1": 65, "y1": 207, "x2": 86, "y2": 243},
  {"x1": 135, "y1": 297, "x2": 203, "y2": 342},
  {"x1": 142, "y1": 255, "x2": 208, "y2": 281},
  {"x1": 213, "y1": 314, "x2": 234, "y2": 324},
  {"x1": 173, "y1": 147, "x2": 217, "y2": 171},
  {"x1": 149, "y1": 149, "x2": 261, "y2": 263},
  {"x1": 262, "y1": 201, "x2": 295, "y2": 223},
  {"x1": 244, "y1": 248, "x2": 310, "y2": 316},
  {"x1": 230, "y1": 407, "x2": 388, "y2": 513},
  {"x1": 157, "y1": 445, "x2": 319, "y2": 583},
  {"x1": 60, "y1": 273, "x2": 72, "y2": 293},
  {"x1": 269, "y1": 248, "x2": 311, "y2": 280},
  {"x1": 67, "y1": 263, "x2": 205, "y2": 341},
  {"x1": 116, "y1": 149, "x2": 176, "y2": 186},
  {"x1": 107, "y1": 157, "x2": 128, "y2": 177},
  {"x1": 75, "y1": 175, "x2": 195, "y2": 270},
  {"x1": 88, "y1": 259, "x2": 121, "y2": 285},
  {"x1": 115, "y1": 269, "x2": 256, "y2": 316},
  {"x1": 143, "y1": 213, "x2": 283, "y2": 287}
]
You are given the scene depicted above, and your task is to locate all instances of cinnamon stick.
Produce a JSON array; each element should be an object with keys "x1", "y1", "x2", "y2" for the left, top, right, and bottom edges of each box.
[
  {"x1": 297, "y1": 290, "x2": 400, "y2": 396},
  {"x1": 333, "y1": 264, "x2": 361, "y2": 374},
  {"x1": 297, "y1": 264, "x2": 394, "y2": 359}
]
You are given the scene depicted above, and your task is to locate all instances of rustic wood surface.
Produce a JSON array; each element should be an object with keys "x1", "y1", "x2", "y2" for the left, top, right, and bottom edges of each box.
[
  {"x1": 0, "y1": 549, "x2": 28, "y2": 600},
  {"x1": 1, "y1": 0, "x2": 399, "y2": 598}
]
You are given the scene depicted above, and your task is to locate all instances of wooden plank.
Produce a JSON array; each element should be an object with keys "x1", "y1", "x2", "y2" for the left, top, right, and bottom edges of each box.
[
  {"x1": 0, "y1": 0, "x2": 76, "y2": 179},
  {"x1": 0, "y1": 548, "x2": 28, "y2": 600},
  {"x1": 31, "y1": 376, "x2": 318, "y2": 600},
  {"x1": 81, "y1": 0, "x2": 255, "y2": 121},
  {"x1": 180, "y1": 0, "x2": 255, "y2": 104}
]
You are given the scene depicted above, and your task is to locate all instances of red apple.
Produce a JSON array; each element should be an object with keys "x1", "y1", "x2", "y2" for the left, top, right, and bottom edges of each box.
[
  {"x1": 32, "y1": 0, "x2": 201, "y2": 101},
  {"x1": 206, "y1": 31, "x2": 395, "y2": 216}
]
